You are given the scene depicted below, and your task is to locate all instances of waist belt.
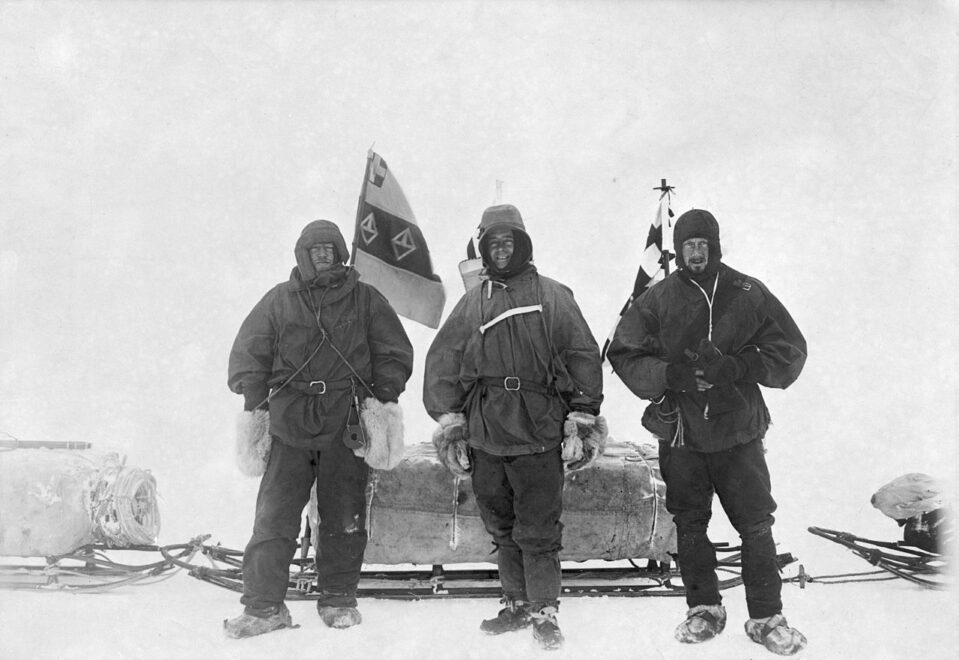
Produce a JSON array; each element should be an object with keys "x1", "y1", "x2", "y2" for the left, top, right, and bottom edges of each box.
[
  {"x1": 478, "y1": 376, "x2": 552, "y2": 396},
  {"x1": 285, "y1": 378, "x2": 354, "y2": 396}
]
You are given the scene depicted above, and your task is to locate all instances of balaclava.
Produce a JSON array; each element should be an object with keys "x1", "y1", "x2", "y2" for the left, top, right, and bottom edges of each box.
[
  {"x1": 673, "y1": 209, "x2": 722, "y2": 281},
  {"x1": 477, "y1": 204, "x2": 533, "y2": 279},
  {"x1": 294, "y1": 220, "x2": 349, "y2": 283}
]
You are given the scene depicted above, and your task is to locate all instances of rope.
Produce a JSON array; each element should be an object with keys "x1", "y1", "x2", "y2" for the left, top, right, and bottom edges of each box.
[{"x1": 89, "y1": 457, "x2": 160, "y2": 547}]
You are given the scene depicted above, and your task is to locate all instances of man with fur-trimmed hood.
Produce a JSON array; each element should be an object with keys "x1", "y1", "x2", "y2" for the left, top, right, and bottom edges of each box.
[
  {"x1": 424, "y1": 204, "x2": 605, "y2": 651},
  {"x1": 224, "y1": 219, "x2": 413, "y2": 638},
  {"x1": 608, "y1": 209, "x2": 808, "y2": 656}
]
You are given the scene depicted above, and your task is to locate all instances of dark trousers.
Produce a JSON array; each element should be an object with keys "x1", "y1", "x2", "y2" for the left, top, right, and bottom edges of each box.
[
  {"x1": 471, "y1": 446, "x2": 565, "y2": 605},
  {"x1": 240, "y1": 438, "x2": 369, "y2": 611},
  {"x1": 659, "y1": 438, "x2": 782, "y2": 619}
]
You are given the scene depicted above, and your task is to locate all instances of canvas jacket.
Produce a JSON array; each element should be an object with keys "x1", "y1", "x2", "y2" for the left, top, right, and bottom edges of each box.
[
  {"x1": 424, "y1": 267, "x2": 603, "y2": 457},
  {"x1": 228, "y1": 222, "x2": 413, "y2": 450},
  {"x1": 607, "y1": 263, "x2": 806, "y2": 452}
]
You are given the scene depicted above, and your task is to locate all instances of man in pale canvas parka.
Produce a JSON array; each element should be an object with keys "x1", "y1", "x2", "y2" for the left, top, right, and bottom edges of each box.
[
  {"x1": 424, "y1": 204, "x2": 606, "y2": 651},
  {"x1": 225, "y1": 219, "x2": 413, "y2": 638}
]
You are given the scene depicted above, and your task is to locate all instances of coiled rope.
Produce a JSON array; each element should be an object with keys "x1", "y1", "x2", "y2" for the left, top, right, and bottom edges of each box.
[{"x1": 89, "y1": 456, "x2": 161, "y2": 547}]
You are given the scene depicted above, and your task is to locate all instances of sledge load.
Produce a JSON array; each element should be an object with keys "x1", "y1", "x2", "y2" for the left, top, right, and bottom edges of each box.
[
  {"x1": 0, "y1": 438, "x2": 950, "y2": 595},
  {"x1": 0, "y1": 445, "x2": 160, "y2": 557}
]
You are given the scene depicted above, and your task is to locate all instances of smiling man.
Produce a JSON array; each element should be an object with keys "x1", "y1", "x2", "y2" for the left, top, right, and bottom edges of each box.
[{"x1": 424, "y1": 204, "x2": 605, "y2": 651}]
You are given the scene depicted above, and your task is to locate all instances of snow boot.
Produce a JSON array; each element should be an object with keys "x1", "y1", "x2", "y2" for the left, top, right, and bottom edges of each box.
[
  {"x1": 480, "y1": 597, "x2": 532, "y2": 634},
  {"x1": 745, "y1": 613, "x2": 807, "y2": 655},
  {"x1": 674, "y1": 604, "x2": 727, "y2": 643},
  {"x1": 530, "y1": 604, "x2": 564, "y2": 651},
  {"x1": 317, "y1": 605, "x2": 362, "y2": 629},
  {"x1": 223, "y1": 603, "x2": 293, "y2": 639}
]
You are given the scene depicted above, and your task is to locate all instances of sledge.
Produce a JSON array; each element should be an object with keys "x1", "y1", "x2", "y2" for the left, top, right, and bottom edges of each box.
[
  {"x1": 163, "y1": 439, "x2": 796, "y2": 599},
  {"x1": 0, "y1": 541, "x2": 200, "y2": 592},
  {"x1": 162, "y1": 536, "x2": 797, "y2": 599},
  {"x1": 807, "y1": 526, "x2": 948, "y2": 590},
  {"x1": 804, "y1": 473, "x2": 951, "y2": 590},
  {"x1": 0, "y1": 439, "x2": 178, "y2": 591}
]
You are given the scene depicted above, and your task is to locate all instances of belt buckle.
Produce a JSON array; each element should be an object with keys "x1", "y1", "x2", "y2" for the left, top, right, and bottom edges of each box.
[
  {"x1": 504, "y1": 377, "x2": 521, "y2": 391},
  {"x1": 309, "y1": 380, "x2": 327, "y2": 395}
]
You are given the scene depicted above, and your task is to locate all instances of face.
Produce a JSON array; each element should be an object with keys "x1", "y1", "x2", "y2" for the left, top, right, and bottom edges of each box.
[
  {"x1": 486, "y1": 228, "x2": 514, "y2": 270},
  {"x1": 309, "y1": 243, "x2": 337, "y2": 272},
  {"x1": 682, "y1": 238, "x2": 709, "y2": 274}
]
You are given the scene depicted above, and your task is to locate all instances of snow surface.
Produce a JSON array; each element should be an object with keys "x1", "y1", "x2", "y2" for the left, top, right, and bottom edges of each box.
[{"x1": 2, "y1": 0, "x2": 958, "y2": 658}]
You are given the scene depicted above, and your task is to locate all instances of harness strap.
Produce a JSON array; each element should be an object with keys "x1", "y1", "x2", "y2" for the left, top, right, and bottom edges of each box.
[
  {"x1": 478, "y1": 376, "x2": 552, "y2": 396},
  {"x1": 478, "y1": 304, "x2": 543, "y2": 334},
  {"x1": 285, "y1": 378, "x2": 354, "y2": 396}
]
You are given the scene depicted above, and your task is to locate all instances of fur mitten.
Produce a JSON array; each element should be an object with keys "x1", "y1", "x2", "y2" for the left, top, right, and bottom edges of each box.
[
  {"x1": 562, "y1": 411, "x2": 608, "y2": 472},
  {"x1": 356, "y1": 398, "x2": 404, "y2": 470},
  {"x1": 432, "y1": 412, "x2": 471, "y2": 479},
  {"x1": 236, "y1": 408, "x2": 272, "y2": 477}
]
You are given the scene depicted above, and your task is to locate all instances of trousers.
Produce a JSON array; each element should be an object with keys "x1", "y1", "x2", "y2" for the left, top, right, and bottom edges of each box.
[
  {"x1": 659, "y1": 438, "x2": 782, "y2": 619},
  {"x1": 471, "y1": 446, "x2": 565, "y2": 605},
  {"x1": 240, "y1": 436, "x2": 369, "y2": 610}
]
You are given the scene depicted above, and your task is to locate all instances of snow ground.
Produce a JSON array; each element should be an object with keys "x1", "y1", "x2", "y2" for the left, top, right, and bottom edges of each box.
[{"x1": 0, "y1": 557, "x2": 955, "y2": 660}]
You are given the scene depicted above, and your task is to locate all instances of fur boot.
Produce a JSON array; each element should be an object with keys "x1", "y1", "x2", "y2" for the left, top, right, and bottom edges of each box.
[
  {"x1": 356, "y1": 398, "x2": 404, "y2": 470},
  {"x1": 561, "y1": 411, "x2": 608, "y2": 472},
  {"x1": 235, "y1": 409, "x2": 271, "y2": 477},
  {"x1": 432, "y1": 412, "x2": 471, "y2": 479}
]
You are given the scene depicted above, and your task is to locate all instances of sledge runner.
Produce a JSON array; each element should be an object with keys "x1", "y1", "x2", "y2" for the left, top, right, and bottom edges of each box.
[
  {"x1": 224, "y1": 220, "x2": 413, "y2": 638},
  {"x1": 424, "y1": 204, "x2": 606, "y2": 651},
  {"x1": 608, "y1": 209, "x2": 808, "y2": 656}
]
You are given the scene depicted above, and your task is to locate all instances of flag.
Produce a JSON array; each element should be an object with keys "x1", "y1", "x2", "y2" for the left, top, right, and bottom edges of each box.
[
  {"x1": 600, "y1": 184, "x2": 675, "y2": 361},
  {"x1": 458, "y1": 227, "x2": 484, "y2": 291},
  {"x1": 352, "y1": 151, "x2": 446, "y2": 328}
]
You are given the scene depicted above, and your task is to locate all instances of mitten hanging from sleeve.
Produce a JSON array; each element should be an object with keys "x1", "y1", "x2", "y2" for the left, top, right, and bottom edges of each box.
[
  {"x1": 562, "y1": 411, "x2": 609, "y2": 472},
  {"x1": 432, "y1": 412, "x2": 472, "y2": 479},
  {"x1": 236, "y1": 408, "x2": 272, "y2": 477}
]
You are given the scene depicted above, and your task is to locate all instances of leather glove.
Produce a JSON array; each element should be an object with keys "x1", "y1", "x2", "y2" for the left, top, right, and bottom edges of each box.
[
  {"x1": 702, "y1": 355, "x2": 747, "y2": 385},
  {"x1": 697, "y1": 339, "x2": 765, "y2": 385},
  {"x1": 665, "y1": 363, "x2": 699, "y2": 392}
]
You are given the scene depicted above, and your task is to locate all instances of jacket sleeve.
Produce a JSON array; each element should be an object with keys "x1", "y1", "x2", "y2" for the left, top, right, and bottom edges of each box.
[
  {"x1": 550, "y1": 286, "x2": 603, "y2": 415},
  {"x1": 366, "y1": 289, "x2": 414, "y2": 403},
  {"x1": 423, "y1": 295, "x2": 472, "y2": 420},
  {"x1": 744, "y1": 285, "x2": 807, "y2": 389},
  {"x1": 607, "y1": 293, "x2": 669, "y2": 400},
  {"x1": 227, "y1": 289, "x2": 277, "y2": 408}
]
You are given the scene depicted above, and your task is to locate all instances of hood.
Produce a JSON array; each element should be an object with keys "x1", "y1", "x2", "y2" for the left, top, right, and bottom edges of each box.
[
  {"x1": 673, "y1": 208, "x2": 723, "y2": 279},
  {"x1": 294, "y1": 220, "x2": 350, "y2": 281},
  {"x1": 477, "y1": 204, "x2": 533, "y2": 279}
]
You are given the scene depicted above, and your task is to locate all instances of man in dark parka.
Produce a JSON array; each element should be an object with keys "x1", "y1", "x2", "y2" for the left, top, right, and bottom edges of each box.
[
  {"x1": 424, "y1": 204, "x2": 605, "y2": 651},
  {"x1": 224, "y1": 220, "x2": 413, "y2": 638},
  {"x1": 608, "y1": 209, "x2": 808, "y2": 656}
]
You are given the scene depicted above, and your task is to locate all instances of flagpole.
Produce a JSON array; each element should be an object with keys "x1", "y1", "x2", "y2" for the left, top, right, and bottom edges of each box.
[{"x1": 653, "y1": 178, "x2": 675, "y2": 276}]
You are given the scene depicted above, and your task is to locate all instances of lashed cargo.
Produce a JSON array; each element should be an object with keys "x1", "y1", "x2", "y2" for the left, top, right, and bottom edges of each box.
[
  {"x1": 0, "y1": 449, "x2": 160, "y2": 557},
  {"x1": 349, "y1": 440, "x2": 676, "y2": 565}
]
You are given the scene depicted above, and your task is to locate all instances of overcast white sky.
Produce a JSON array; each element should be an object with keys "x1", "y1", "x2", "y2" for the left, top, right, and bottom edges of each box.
[{"x1": 1, "y1": 0, "x2": 957, "y2": 544}]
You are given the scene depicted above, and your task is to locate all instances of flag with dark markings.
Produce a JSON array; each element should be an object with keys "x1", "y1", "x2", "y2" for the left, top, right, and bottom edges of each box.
[
  {"x1": 351, "y1": 151, "x2": 446, "y2": 328},
  {"x1": 600, "y1": 184, "x2": 675, "y2": 361}
]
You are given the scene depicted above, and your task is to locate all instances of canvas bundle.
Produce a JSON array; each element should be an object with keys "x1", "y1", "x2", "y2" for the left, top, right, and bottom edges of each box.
[{"x1": 308, "y1": 439, "x2": 676, "y2": 565}]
